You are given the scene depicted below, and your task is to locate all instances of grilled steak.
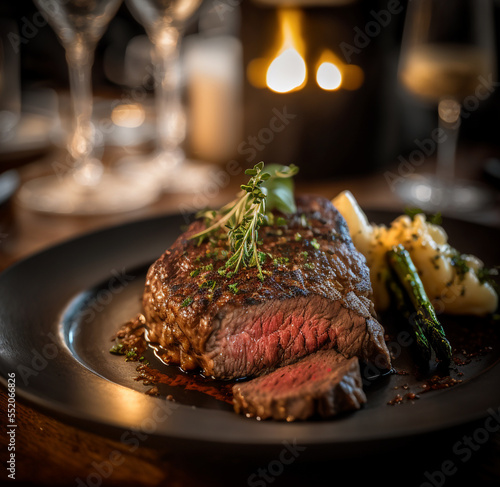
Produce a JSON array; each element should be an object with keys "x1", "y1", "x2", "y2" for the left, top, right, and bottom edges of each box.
[
  {"x1": 143, "y1": 195, "x2": 391, "y2": 380},
  {"x1": 232, "y1": 349, "x2": 366, "y2": 421}
]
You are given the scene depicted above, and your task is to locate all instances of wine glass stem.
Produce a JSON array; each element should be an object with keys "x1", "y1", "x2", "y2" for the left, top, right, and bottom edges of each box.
[
  {"x1": 154, "y1": 31, "x2": 185, "y2": 156},
  {"x1": 436, "y1": 99, "x2": 461, "y2": 182},
  {"x1": 66, "y1": 43, "x2": 101, "y2": 184}
]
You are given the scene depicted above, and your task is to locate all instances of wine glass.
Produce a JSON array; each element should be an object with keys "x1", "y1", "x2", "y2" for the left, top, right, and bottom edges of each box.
[
  {"x1": 18, "y1": 0, "x2": 161, "y2": 215},
  {"x1": 396, "y1": 0, "x2": 496, "y2": 213},
  {"x1": 119, "y1": 0, "x2": 211, "y2": 193}
]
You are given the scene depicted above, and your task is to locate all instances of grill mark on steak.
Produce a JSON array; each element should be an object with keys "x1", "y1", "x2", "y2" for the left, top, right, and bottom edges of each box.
[
  {"x1": 143, "y1": 194, "x2": 391, "y2": 379},
  {"x1": 232, "y1": 349, "x2": 367, "y2": 421}
]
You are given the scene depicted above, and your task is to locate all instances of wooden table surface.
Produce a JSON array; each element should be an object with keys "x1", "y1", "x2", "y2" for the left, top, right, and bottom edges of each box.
[{"x1": 1, "y1": 147, "x2": 499, "y2": 487}]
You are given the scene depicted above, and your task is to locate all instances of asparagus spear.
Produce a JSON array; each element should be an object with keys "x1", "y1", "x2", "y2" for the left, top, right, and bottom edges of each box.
[
  {"x1": 387, "y1": 245, "x2": 452, "y2": 364},
  {"x1": 387, "y1": 277, "x2": 432, "y2": 365}
]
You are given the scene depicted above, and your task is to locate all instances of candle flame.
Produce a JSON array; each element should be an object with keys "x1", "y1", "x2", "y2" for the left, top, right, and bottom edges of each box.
[
  {"x1": 315, "y1": 50, "x2": 342, "y2": 91},
  {"x1": 316, "y1": 62, "x2": 342, "y2": 91},
  {"x1": 315, "y1": 49, "x2": 364, "y2": 92},
  {"x1": 266, "y1": 9, "x2": 307, "y2": 93}
]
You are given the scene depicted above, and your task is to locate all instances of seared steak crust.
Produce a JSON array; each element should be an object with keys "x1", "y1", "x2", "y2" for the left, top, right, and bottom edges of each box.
[{"x1": 143, "y1": 195, "x2": 391, "y2": 379}]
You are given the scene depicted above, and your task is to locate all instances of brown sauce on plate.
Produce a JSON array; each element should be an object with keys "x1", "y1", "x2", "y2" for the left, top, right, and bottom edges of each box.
[
  {"x1": 110, "y1": 312, "x2": 498, "y2": 409},
  {"x1": 110, "y1": 313, "x2": 235, "y2": 405}
]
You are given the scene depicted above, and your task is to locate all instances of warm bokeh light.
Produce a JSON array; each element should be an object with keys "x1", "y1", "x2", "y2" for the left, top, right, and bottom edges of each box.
[
  {"x1": 315, "y1": 49, "x2": 364, "y2": 92},
  {"x1": 315, "y1": 50, "x2": 342, "y2": 91},
  {"x1": 316, "y1": 62, "x2": 342, "y2": 91},
  {"x1": 247, "y1": 57, "x2": 268, "y2": 89},
  {"x1": 342, "y1": 64, "x2": 364, "y2": 91},
  {"x1": 265, "y1": 9, "x2": 307, "y2": 93},
  {"x1": 267, "y1": 48, "x2": 307, "y2": 93},
  {"x1": 111, "y1": 103, "x2": 146, "y2": 128},
  {"x1": 249, "y1": 13, "x2": 364, "y2": 92}
]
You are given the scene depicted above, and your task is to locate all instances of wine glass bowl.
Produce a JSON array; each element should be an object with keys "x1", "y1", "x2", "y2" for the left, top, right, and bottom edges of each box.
[
  {"x1": 126, "y1": 0, "x2": 202, "y2": 39},
  {"x1": 396, "y1": 0, "x2": 497, "y2": 214},
  {"x1": 18, "y1": 0, "x2": 161, "y2": 215},
  {"x1": 119, "y1": 0, "x2": 210, "y2": 193},
  {"x1": 39, "y1": 0, "x2": 121, "y2": 47},
  {"x1": 37, "y1": 0, "x2": 122, "y2": 170},
  {"x1": 400, "y1": 45, "x2": 495, "y2": 105}
]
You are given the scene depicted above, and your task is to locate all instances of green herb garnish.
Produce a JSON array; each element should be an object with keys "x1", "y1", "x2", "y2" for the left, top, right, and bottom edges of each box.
[
  {"x1": 404, "y1": 208, "x2": 442, "y2": 225},
  {"x1": 450, "y1": 252, "x2": 470, "y2": 281},
  {"x1": 310, "y1": 238, "x2": 320, "y2": 250},
  {"x1": 125, "y1": 348, "x2": 138, "y2": 361},
  {"x1": 200, "y1": 280, "x2": 217, "y2": 291},
  {"x1": 273, "y1": 257, "x2": 289, "y2": 266},
  {"x1": 190, "y1": 162, "x2": 298, "y2": 280},
  {"x1": 190, "y1": 269, "x2": 200, "y2": 277},
  {"x1": 228, "y1": 283, "x2": 239, "y2": 294},
  {"x1": 181, "y1": 297, "x2": 194, "y2": 307},
  {"x1": 476, "y1": 266, "x2": 499, "y2": 292},
  {"x1": 109, "y1": 343, "x2": 125, "y2": 355}
]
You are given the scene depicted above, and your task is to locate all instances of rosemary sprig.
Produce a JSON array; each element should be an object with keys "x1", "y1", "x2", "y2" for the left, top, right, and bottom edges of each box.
[{"x1": 190, "y1": 162, "x2": 298, "y2": 280}]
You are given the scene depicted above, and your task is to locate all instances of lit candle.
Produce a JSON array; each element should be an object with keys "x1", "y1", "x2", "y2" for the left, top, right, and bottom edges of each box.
[
  {"x1": 265, "y1": 9, "x2": 307, "y2": 93},
  {"x1": 184, "y1": 35, "x2": 243, "y2": 164}
]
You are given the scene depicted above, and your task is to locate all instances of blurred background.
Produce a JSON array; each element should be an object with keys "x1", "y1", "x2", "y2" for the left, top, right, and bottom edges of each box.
[
  {"x1": 1, "y1": 0, "x2": 500, "y2": 250},
  {"x1": 2, "y1": 0, "x2": 500, "y2": 168}
]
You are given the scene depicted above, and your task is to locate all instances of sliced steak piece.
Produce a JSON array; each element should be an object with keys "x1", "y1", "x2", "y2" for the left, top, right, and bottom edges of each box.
[
  {"x1": 232, "y1": 349, "x2": 366, "y2": 421},
  {"x1": 143, "y1": 195, "x2": 391, "y2": 379}
]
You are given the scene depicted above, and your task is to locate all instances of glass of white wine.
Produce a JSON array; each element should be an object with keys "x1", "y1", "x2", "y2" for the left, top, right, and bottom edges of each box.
[
  {"x1": 397, "y1": 0, "x2": 496, "y2": 213},
  {"x1": 119, "y1": 0, "x2": 209, "y2": 193},
  {"x1": 18, "y1": 0, "x2": 161, "y2": 215}
]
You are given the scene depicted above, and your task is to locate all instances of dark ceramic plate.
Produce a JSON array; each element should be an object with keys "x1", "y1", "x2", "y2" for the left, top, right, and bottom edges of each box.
[{"x1": 0, "y1": 210, "x2": 499, "y2": 456}]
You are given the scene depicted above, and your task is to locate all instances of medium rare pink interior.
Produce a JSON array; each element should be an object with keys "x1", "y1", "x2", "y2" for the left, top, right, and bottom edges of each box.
[
  {"x1": 256, "y1": 357, "x2": 345, "y2": 392},
  {"x1": 205, "y1": 295, "x2": 369, "y2": 378}
]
